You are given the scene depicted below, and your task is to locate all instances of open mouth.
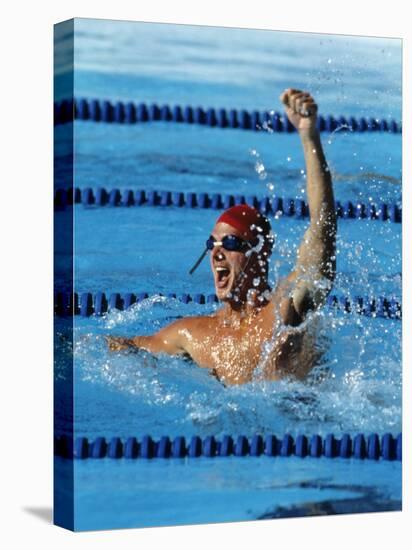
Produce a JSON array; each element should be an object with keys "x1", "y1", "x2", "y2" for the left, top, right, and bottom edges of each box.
[{"x1": 215, "y1": 266, "x2": 231, "y2": 289}]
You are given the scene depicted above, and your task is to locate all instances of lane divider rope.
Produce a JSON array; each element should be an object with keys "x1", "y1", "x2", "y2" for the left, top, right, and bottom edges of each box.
[
  {"x1": 54, "y1": 432, "x2": 402, "y2": 461},
  {"x1": 54, "y1": 98, "x2": 402, "y2": 134},
  {"x1": 54, "y1": 291, "x2": 402, "y2": 320},
  {"x1": 54, "y1": 187, "x2": 402, "y2": 224}
]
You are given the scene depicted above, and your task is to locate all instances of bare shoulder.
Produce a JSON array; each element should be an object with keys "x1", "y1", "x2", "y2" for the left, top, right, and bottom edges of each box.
[
  {"x1": 162, "y1": 314, "x2": 217, "y2": 356},
  {"x1": 167, "y1": 313, "x2": 216, "y2": 336},
  {"x1": 190, "y1": 313, "x2": 217, "y2": 329},
  {"x1": 144, "y1": 314, "x2": 215, "y2": 355}
]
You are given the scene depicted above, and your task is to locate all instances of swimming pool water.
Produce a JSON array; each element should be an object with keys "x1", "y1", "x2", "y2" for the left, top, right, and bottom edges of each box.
[
  {"x1": 55, "y1": 122, "x2": 401, "y2": 203},
  {"x1": 54, "y1": 194, "x2": 402, "y2": 528},
  {"x1": 56, "y1": 19, "x2": 402, "y2": 121},
  {"x1": 69, "y1": 203, "x2": 401, "y2": 296},
  {"x1": 54, "y1": 18, "x2": 402, "y2": 531},
  {"x1": 68, "y1": 457, "x2": 400, "y2": 531}
]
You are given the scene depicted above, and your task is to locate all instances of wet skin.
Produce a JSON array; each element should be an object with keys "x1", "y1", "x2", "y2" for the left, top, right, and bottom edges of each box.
[
  {"x1": 107, "y1": 89, "x2": 337, "y2": 385},
  {"x1": 107, "y1": 229, "x2": 320, "y2": 385}
]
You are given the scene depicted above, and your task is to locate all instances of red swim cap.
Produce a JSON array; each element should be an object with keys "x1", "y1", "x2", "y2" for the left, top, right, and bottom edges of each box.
[
  {"x1": 216, "y1": 204, "x2": 272, "y2": 242},
  {"x1": 190, "y1": 204, "x2": 273, "y2": 275}
]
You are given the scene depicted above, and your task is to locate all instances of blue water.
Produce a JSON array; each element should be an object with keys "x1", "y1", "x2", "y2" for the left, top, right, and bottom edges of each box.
[
  {"x1": 55, "y1": 122, "x2": 402, "y2": 202},
  {"x1": 54, "y1": 18, "x2": 402, "y2": 531}
]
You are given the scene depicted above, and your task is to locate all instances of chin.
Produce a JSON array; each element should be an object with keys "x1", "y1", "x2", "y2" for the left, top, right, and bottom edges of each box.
[
  {"x1": 214, "y1": 273, "x2": 245, "y2": 303},
  {"x1": 215, "y1": 283, "x2": 233, "y2": 302}
]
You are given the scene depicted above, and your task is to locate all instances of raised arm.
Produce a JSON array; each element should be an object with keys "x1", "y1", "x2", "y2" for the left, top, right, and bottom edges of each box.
[{"x1": 279, "y1": 89, "x2": 337, "y2": 321}]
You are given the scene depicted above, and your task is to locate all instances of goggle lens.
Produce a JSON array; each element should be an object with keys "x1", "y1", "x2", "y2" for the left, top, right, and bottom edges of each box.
[
  {"x1": 190, "y1": 235, "x2": 258, "y2": 275},
  {"x1": 206, "y1": 235, "x2": 250, "y2": 252}
]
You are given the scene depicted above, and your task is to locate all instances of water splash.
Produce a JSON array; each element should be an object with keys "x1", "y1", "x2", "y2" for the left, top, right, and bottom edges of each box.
[
  {"x1": 248, "y1": 148, "x2": 278, "y2": 215},
  {"x1": 61, "y1": 293, "x2": 402, "y2": 439}
]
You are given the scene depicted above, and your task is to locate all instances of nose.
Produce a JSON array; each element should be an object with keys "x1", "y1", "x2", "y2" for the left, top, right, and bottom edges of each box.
[{"x1": 212, "y1": 243, "x2": 225, "y2": 262}]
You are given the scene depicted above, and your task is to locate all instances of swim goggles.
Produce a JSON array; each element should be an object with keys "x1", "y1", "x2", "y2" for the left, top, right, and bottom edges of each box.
[{"x1": 189, "y1": 234, "x2": 257, "y2": 275}]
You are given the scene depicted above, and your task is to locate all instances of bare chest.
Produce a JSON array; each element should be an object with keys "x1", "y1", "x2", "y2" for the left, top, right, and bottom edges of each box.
[
  {"x1": 184, "y1": 308, "x2": 314, "y2": 385},
  {"x1": 186, "y1": 312, "x2": 276, "y2": 384}
]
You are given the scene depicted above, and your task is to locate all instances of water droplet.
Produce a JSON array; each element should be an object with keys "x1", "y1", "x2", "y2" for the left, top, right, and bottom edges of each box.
[{"x1": 255, "y1": 161, "x2": 265, "y2": 174}]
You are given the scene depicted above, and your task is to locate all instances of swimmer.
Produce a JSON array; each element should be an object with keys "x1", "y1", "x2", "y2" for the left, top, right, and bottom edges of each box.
[{"x1": 107, "y1": 89, "x2": 337, "y2": 385}]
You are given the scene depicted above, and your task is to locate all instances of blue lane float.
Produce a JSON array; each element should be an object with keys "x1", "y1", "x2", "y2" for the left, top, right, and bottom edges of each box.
[
  {"x1": 53, "y1": 98, "x2": 402, "y2": 134},
  {"x1": 54, "y1": 187, "x2": 402, "y2": 224},
  {"x1": 54, "y1": 291, "x2": 402, "y2": 320},
  {"x1": 54, "y1": 432, "x2": 402, "y2": 461}
]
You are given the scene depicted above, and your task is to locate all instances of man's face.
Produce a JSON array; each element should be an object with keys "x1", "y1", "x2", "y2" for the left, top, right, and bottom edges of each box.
[{"x1": 210, "y1": 222, "x2": 260, "y2": 302}]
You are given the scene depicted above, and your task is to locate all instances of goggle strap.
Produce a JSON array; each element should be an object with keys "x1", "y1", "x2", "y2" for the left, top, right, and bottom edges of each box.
[{"x1": 189, "y1": 247, "x2": 208, "y2": 275}]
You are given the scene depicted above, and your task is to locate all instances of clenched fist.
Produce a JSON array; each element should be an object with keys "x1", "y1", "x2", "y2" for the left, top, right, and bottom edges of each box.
[{"x1": 280, "y1": 88, "x2": 318, "y2": 132}]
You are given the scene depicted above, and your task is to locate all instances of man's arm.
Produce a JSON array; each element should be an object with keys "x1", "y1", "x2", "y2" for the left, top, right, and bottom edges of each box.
[
  {"x1": 106, "y1": 318, "x2": 190, "y2": 355},
  {"x1": 279, "y1": 89, "x2": 337, "y2": 322}
]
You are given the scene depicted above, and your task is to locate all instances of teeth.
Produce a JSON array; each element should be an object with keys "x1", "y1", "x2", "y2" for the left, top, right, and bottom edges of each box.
[{"x1": 216, "y1": 267, "x2": 229, "y2": 272}]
